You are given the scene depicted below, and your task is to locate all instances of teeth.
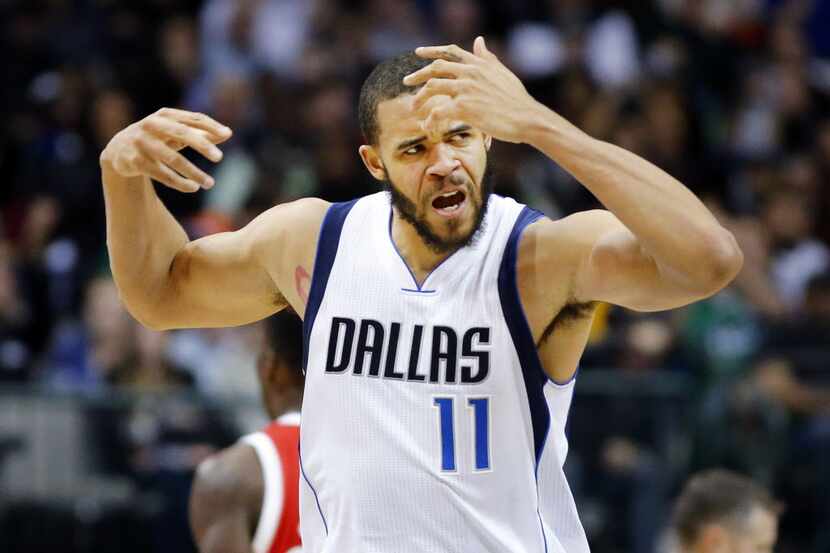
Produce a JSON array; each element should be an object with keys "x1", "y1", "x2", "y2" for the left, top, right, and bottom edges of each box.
[{"x1": 440, "y1": 191, "x2": 456, "y2": 198}]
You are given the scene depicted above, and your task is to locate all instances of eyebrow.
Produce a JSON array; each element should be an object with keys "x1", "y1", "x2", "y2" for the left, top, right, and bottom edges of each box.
[{"x1": 395, "y1": 124, "x2": 472, "y2": 151}]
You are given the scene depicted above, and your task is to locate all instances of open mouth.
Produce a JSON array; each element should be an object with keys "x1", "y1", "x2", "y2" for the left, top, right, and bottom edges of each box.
[{"x1": 431, "y1": 190, "x2": 467, "y2": 216}]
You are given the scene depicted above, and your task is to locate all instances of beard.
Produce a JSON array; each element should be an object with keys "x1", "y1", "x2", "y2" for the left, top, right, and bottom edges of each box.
[{"x1": 384, "y1": 167, "x2": 493, "y2": 255}]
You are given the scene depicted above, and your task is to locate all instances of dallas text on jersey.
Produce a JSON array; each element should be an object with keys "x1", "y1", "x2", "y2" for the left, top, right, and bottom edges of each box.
[{"x1": 324, "y1": 317, "x2": 491, "y2": 384}]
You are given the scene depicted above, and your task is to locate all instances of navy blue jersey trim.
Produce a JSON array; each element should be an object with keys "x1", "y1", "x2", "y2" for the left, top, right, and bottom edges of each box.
[
  {"x1": 497, "y1": 206, "x2": 549, "y2": 467},
  {"x1": 302, "y1": 200, "x2": 358, "y2": 372},
  {"x1": 299, "y1": 443, "x2": 329, "y2": 534},
  {"x1": 498, "y1": 205, "x2": 550, "y2": 553},
  {"x1": 548, "y1": 365, "x2": 580, "y2": 387}
]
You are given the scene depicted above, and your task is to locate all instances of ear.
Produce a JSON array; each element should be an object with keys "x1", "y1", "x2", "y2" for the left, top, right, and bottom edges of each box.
[
  {"x1": 698, "y1": 524, "x2": 729, "y2": 552},
  {"x1": 258, "y1": 350, "x2": 276, "y2": 377},
  {"x1": 483, "y1": 133, "x2": 492, "y2": 151},
  {"x1": 270, "y1": 358, "x2": 304, "y2": 393},
  {"x1": 359, "y1": 145, "x2": 387, "y2": 181}
]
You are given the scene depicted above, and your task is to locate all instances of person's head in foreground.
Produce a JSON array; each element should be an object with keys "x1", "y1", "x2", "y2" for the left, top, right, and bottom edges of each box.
[
  {"x1": 671, "y1": 469, "x2": 781, "y2": 553},
  {"x1": 257, "y1": 309, "x2": 304, "y2": 419},
  {"x1": 358, "y1": 51, "x2": 493, "y2": 255}
]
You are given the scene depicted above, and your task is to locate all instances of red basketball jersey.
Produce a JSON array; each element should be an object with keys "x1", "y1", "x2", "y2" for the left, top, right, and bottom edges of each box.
[{"x1": 241, "y1": 413, "x2": 302, "y2": 553}]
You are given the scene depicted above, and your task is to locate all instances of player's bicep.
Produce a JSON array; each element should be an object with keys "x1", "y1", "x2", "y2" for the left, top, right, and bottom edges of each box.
[
  {"x1": 162, "y1": 222, "x2": 284, "y2": 328},
  {"x1": 154, "y1": 198, "x2": 327, "y2": 329},
  {"x1": 577, "y1": 219, "x2": 709, "y2": 311}
]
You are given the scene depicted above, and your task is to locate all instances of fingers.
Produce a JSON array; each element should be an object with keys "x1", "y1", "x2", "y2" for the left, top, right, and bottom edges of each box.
[
  {"x1": 143, "y1": 116, "x2": 224, "y2": 162},
  {"x1": 414, "y1": 43, "x2": 477, "y2": 64},
  {"x1": 473, "y1": 36, "x2": 498, "y2": 61},
  {"x1": 422, "y1": 102, "x2": 459, "y2": 135},
  {"x1": 411, "y1": 78, "x2": 462, "y2": 111},
  {"x1": 404, "y1": 59, "x2": 469, "y2": 86},
  {"x1": 157, "y1": 108, "x2": 233, "y2": 143},
  {"x1": 146, "y1": 160, "x2": 201, "y2": 193},
  {"x1": 135, "y1": 134, "x2": 214, "y2": 189}
]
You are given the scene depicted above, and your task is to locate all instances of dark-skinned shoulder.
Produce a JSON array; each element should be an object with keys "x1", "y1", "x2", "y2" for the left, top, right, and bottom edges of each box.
[{"x1": 189, "y1": 442, "x2": 263, "y2": 553}]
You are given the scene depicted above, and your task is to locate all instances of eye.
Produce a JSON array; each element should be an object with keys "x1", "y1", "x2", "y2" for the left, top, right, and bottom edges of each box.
[
  {"x1": 448, "y1": 132, "x2": 471, "y2": 144},
  {"x1": 403, "y1": 144, "x2": 424, "y2": 156}
]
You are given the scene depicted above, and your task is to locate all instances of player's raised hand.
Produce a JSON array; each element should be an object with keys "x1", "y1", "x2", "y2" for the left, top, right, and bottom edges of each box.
[
  {"x1": 100, "y1": 108, "x2": 232, "y2": 193},
  {"x1": 404, "y1": 36, "x2": 541, "y2": 144}
]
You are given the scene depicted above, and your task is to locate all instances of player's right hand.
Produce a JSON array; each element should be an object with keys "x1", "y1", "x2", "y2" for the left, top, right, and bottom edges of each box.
[{"x1": 100, "y1": 107, "x2": 233, "y2": 193}]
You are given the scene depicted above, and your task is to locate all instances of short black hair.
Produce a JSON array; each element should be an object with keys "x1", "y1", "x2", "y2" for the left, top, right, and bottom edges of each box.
[
  {"x1": 358, "y1": 52, "x2": 431, "y2": 145},
  {"x1": 264, "y1": 310, "x2": 304, "y2": 378},
  {"x1": 672, "y1": 469, "x2": 782, "y2": 546}
]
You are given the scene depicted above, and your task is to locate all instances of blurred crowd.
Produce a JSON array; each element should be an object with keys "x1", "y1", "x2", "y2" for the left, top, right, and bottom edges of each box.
[{"x1": 2, "y1": 1, "x2": 830, "y2": 552}]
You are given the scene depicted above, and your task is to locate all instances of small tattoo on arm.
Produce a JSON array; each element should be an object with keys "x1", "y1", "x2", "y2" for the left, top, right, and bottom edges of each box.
[{"x1": 295, "y1": 265, "x2": 311, "y2": 305}]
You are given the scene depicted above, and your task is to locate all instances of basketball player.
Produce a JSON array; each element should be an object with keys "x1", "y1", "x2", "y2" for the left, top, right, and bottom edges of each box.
[
  {"x1": 100, "y1": 37, "x2": 743, "y2": 552},
  {"x1": 669, "y1": 469, "x2": 780, "y2": 553},
  {"x1": 189, "y1": 311, "x2": 303, "y2": 553}
]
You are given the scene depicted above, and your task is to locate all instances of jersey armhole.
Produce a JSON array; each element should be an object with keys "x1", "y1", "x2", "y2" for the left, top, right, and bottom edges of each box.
[
  {"x1": 497, "y1": 206, "x2": 550, "y2": 467},
  {"x1": 302, "y1": 199, "x2": 358, "y2": 372},
  {"x1": 240, "y1": 433, "x2": 284, "y2": 553}
]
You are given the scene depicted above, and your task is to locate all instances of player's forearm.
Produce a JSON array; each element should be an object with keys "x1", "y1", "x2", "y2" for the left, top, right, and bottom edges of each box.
[
  {"x1": 101, "y1": 160, "x2": 188, "y2": 325},
  {"x1": 525, "y1": 106, "x2": 743, "y2": 293}
]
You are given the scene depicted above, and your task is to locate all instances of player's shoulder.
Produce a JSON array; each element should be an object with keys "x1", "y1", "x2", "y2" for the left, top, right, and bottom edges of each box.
[
  {"x1": 192, "y1": 441, "x2": 263, "y2": 508},
  {"x1": 523, "y1": 209, "x2": 621, "y2": 252},
  {"x1": 254, "y1": 197, "x2": 332, "y2": 235},
  {"x1": 190, "y1": 442, "x2": 263, "y2": 545},
  {"x1": 518, "y1": 209, "x2": 622, "y2": 288},
  {"x1": 243, "y1": 197, "x2": 331, "y2": 258}
]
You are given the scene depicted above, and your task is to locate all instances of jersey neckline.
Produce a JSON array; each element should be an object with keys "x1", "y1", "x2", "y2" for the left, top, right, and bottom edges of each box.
[{"x1": 385, "y1": 194, "x2": 497, "y2": 293}]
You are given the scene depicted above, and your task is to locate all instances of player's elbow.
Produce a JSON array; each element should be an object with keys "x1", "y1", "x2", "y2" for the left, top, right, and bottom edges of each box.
[
  {"x1": 122, "y1": 297, "x2": 174, "y2": 331},
  {"x1": 113, "y1": 278, "x2": 178, "y2": 331},
  {"x1": 694, "y1": 229, "x2": 744, "y2": 296},
  {"x1": 133, "y1": 309, "x2": 175, "y2": 331}
]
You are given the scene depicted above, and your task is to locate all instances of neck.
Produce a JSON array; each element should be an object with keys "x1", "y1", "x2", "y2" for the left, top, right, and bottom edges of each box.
[
  {"x1": 391, "y1": 209, "x2": 457, "y2": 285},
  {"x1": 267, "y1": 394, "x2": 302, "y2": 419},
  {"x1": 689, "y1": 540, "x2": 711, "y2": 553}
]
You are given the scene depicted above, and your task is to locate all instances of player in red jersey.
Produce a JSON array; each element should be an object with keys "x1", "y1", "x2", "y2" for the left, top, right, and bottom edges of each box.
[{"x1": 189, "y1": 311, "x2": 304, "y2": 553}]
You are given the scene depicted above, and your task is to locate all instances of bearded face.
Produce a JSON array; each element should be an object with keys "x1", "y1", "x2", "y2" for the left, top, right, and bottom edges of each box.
[
  {"x1": 359, "y1": 92, "x2": 493, "y2": 254},
  {"x1": 384, "y1": 167, "x2": 493, "y2": 254}
]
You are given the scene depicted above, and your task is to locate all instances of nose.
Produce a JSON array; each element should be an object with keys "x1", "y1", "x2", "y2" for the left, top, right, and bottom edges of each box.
[{"x1": 426, "y1": 142, "x2": 460, "y2": 179}]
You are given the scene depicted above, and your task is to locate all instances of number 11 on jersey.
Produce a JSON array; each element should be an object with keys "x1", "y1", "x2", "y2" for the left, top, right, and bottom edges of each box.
[{"x1": 433, "y1": 396, "x2": 491, "y2": 472}]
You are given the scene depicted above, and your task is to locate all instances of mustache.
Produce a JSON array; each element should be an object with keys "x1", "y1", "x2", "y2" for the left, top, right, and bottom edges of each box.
[{"x1": 426, "y1": 173, "x2": 471, "y2": 198}]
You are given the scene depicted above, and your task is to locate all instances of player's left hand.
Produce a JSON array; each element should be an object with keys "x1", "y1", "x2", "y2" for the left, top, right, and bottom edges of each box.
[{"x1": 404, "y1": 36, "x2": 542, "y2": 144}]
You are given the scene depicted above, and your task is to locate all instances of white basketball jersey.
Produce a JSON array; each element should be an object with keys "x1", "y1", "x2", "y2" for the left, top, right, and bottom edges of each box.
[{"x1": 299, "y1": 192, "x2": 589, "y2": 553}]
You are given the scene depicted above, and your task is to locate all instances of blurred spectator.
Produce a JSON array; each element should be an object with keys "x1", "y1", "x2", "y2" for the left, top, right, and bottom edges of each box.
[
  {"x1": 766, "y1": 271, "x2": 830, "y2": 350},
  {"x1": 167, "y1": 325, "x2": 262, "y2": 400},
  {"x1": 45, "y1": 275, "x2": 136, "y2": 391},
  {"x1": 434, "y1": 0, "x2": 483, "y2": 49},
  {"x1": 662, "y1": 468, "x2": 781, "y2": 553},
  {"x1": 364, "y1": 0, "x2": 431, "y2": 63},
  {"x1": 200, "y1": 0, "x2": 315, "y2": 82},
  {"x1": 762, "y1": 190, "x2": 829, "y2": 310},
  {"x1": 111, "y1": 326, "x2": 193, "y2": 392},
  {"x1": 0, "y1": 242, "x2": 40, "y2": 382}
]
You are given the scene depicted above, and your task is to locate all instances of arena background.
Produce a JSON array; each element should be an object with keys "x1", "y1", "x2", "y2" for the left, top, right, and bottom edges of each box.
[{"x1": 2, "y1": 1, "x2": 830, "y2": 552}]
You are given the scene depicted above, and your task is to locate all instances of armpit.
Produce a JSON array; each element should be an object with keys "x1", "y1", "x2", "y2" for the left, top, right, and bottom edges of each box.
[
  {"x1": 273, "y1": 289, "x2": 290, "y2": 310},
  {"x1": 537, "y1": 300, "x2": 597, "y2": 347}
]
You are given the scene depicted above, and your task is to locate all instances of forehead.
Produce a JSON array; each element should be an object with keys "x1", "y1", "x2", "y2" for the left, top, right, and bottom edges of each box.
[
  {"x1": 737, "y1": 507, "x2": 778, "y2": 545},
  {"x1": 375, "y1": 93, "x2": 465, "y2": 147}
]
